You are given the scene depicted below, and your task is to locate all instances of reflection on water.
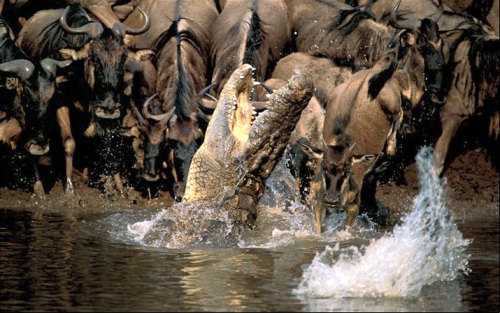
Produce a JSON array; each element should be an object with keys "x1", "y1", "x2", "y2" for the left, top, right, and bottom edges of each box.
[{"x1": 0, "y1": 208, "x2": 498, "y2": 311}]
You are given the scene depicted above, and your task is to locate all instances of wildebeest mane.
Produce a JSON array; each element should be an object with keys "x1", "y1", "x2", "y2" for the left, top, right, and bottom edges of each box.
[
  {"x1": 469, "y1": 36, "x2": 500, "y2": 100},
  {"x1": 445, "y1": 26, "x2": 500, "y2": 103},
  {"x1": 154, "y1": 8, "x2": 210, "y2": 143},
  {"x1": 212, "y1": 0, "x2": 267, "y2": 92},
  {"x1": 243, "y1": 6, "x2": 266, "y2": 69},
  {"x1": 299, "y1": 0, "x2": 389, "y2": 69},
  {"x1": 314, "y1": 0, "x2": 375, "y2": 36},
  {"x1": 332, "y1": 7, "x2": 375, "y2": 36},
  {"x1": 469, "y1": 35, "x2": 500, "y2": 139},
  {"x1": 444, "y1": 25, "x2": 500, "y2": 139}
]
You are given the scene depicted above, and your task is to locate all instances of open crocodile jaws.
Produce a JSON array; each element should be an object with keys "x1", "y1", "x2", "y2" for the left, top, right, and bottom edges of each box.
[{"x1": 183, "y1": 64, "x2": 313, "y2": 226}]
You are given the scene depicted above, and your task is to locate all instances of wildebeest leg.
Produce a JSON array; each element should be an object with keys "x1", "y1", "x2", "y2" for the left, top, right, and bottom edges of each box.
[
  {"x1": 360, "y1": 155, "x2": 391, "y2": 224},
  {"x1": 31, "y1": 156, "x2": 45, "y2": 199},
  {"x1": 113, "y1": 173, "x2": 125, "y2": 197},
  {"x1": 433, "y1": 116, "x2": 463, "y2": 176},
  {"x1": 309, "y1": 164, "x2": 326, "y2": 234},
  {"x1": 56, "y1": 106, "x2": 75, "y2": 194},
  {"x1": 131, "y1": 132, "x2": 144, "y2": 169},
  {"x1": 339, "y1": 176, "x2": 360, "y2": 226},
  {"x1": 386, "y1": 111, "x2": 404, "y2": 156}
]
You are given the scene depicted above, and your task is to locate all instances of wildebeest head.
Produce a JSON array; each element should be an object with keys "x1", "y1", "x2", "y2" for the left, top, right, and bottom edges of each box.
[
  {"x1": 323, "y1": 18, "x2": 446, "y2": 214},
  {"x1": 1, "y1": 17, "x2": 70, "y2": 155},
  {"x1": 321, "y1": 118, "x2": 355, "y2": 208},
  {"x1": 136, "y1": 93, "x2": 173, "y2": 182},
  {"x1": 381, "y1": 17, "x2": 446, "y2": 103},
  {"x1": 23, "y1": 58, "x2": 72, "y2": 156},
  {"x1": 58, "y1": 4, "x2": 150, "y2": 124},
  {"x1": 0, "y1": 18, "x2": 32, "y2": 115},
  {"x1": 83, "y1": 30, "x2": 128, "y2": 121}
]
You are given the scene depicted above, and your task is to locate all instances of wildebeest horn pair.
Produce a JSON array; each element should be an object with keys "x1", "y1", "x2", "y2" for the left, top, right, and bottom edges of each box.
[
  {"x1": 60, "y1": 5, "x2": 150, "y2": 37},
  {"x1": 0, "y1": 59, "x2": 35, "y2": 81}
]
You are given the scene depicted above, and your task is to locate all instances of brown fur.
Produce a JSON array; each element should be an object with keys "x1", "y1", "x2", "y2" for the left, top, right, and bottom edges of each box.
[
  {"x1": 211, "y1": 0, "x2": 289, "y2": 95},
  {"x1": 286, "y1": 0, "x2": 393, "y2": 69},
  {"x1": 322, "y1": 31, "x2": 438, "y2": 224},
  {"x1": 434, "y1": 35, "x2": 500, "y2": 175},
  {"x1": 271, "y1": 52, "x2": 353, "y2": 106}
]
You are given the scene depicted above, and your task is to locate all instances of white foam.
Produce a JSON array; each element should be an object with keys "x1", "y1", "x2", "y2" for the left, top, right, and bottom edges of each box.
[
  {"x1": 127, "y1": 210, "x2": 166, "y2": 242},
  {"x1": 294, "y1": 147, "x2": 471, "y2": 298}
]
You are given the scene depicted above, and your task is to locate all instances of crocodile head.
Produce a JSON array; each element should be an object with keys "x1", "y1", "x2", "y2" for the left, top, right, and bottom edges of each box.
[{"x1": 183, "y1": 64, "x2": 313, "y2": 226}]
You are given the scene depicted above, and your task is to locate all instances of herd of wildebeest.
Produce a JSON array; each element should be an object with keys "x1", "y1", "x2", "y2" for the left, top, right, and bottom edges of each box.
[{"x1": 0, "y1": 0, "x2": 498, "y2": 227}]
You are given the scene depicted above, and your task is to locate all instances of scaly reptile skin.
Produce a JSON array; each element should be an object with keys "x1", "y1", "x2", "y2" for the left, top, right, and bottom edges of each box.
[{"x1": 183, "y1": 64, "x2": 312, "y2": 225}]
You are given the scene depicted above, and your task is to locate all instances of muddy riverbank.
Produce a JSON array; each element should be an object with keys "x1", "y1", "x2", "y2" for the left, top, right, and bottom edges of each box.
[{"x1": 0, "y1": 149, "x2": 498, "y2": 222}]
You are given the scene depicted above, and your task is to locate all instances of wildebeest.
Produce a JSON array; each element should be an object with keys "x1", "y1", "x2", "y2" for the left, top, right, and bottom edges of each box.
[
  {"x1": 369, "y1": 0, "x2": 496, "y2": 35},
  {"x1": 17, "y1": 4, "x2": 150, "y2": 193},
  {"x1": 1, "y1": 16, "x2": 70, "y2": 196},
  {"x1": 285, "y1": 0, "x2": 398, "y2": 70},
  {"x1": 322, "y1": 18, "x2": 446, "y2": 226},
  {"x1": 368, "y1": 0, "x2": 499, "y2": 175},
  {"x1": 432, "y1": 24, "x2": 500, "y2": 176},
  {"x1": 122, "y1": 0, "x2": 218, "y2": 200},
  {"x1": 210, "y1": 0, "x2": 290, "y2": 96}
]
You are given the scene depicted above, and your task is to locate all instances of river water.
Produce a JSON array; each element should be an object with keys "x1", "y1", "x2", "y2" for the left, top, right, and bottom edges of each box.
[{"x1": 0, "y1": 150, "x2": 498, "y2": 312}]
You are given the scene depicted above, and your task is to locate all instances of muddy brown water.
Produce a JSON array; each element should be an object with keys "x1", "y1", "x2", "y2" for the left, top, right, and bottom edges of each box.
[{"x1": 0, "y1": 150, "x2": 498, "y2": 312}]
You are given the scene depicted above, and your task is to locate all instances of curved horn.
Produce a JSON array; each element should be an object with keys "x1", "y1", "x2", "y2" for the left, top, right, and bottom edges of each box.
[
  {"x1": 41, "y1": 58, "x2": 72, "y2": 79},
  {"x1": 0, "y1": 59, "x2": 35, "y2": 81},
  {"x1": 124, "y1": 7, "x2": 150, "y2": 35},
  {"x1": 142, "y1": 94, "x2": 174, "y2": 122},
  {"x1": 60, "y1": 6, "x2": 104, "y2": 38}
]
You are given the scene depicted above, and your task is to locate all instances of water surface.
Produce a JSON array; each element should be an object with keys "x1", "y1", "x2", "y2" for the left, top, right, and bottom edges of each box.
[
  {"x1": 0, "y1": 207, "x2": 497, "y2": 312},
  {"x1": 0, "y1": 150, "x2": 498, "y2": 312}
]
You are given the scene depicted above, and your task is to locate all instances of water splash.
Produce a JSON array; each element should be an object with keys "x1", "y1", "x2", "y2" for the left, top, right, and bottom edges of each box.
[
  {"x1": 127, "y1": 201, "x2": 240, "y2": 248},
  {"x1": 294, "y1": 147, "x2": 471, "y2": 298},
  {"x1": 238, "y1": 157, "x2": 318, "y2": 248}
]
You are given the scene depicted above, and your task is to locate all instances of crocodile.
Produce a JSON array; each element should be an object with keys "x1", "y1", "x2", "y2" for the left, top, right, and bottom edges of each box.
[
  {"x1": 135, "y1": 64, "x2": 312, "y2": 248},
  {"x1": 183, "y1": 63, "x2": 313, "y2": 226}
]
